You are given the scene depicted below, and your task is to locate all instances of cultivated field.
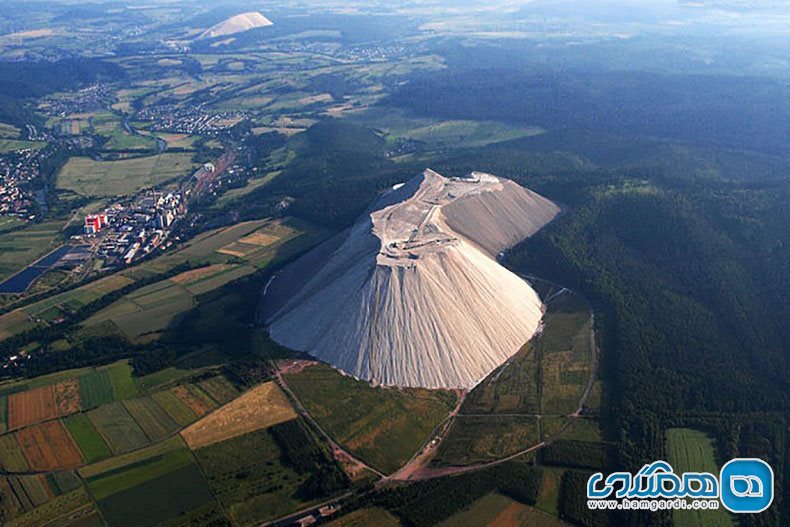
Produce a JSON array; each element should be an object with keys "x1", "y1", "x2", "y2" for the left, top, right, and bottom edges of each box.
[
  {"x1": 194, "y1": 427, "x2": 314, "y2": 525},
  {"x1": 87, "y1": 403, "x2": 150, "y2": 455},
  {"x1": 56, "y1": 153, "x2": 196, "y2": 196},
  {"x1": 432, "y1": 416, "x2": 539, "y2": 466},
  {"x1": 440, "y1": 492, "x2": 568, "y2": 527},
  {"x1": 0, "y1": 220, "x2": 65, "y2": 282},
  {"x1": 63, "y1": 414, "x2": 112, "y2": 463},
  {"x1": 285, "y1": 363, "x2": 457, "y2": 474},
  {"x1": 666, "y1": 428, "x2": 733, "y2": 527},
  {"x1": 327, "y1": 508, "x2": 402, "y2": 527},
  {"x1": 16, "y1": 421, "x2": 83, "y2": 471},
  {"x1": 181, "y1": 380, "x2": 296, "y2": 449}
]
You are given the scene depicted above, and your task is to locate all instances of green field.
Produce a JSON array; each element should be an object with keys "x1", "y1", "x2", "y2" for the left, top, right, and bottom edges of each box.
[
  {"x1": 108, "y1": 363, "x2": 139, "y2": 399},
  {"x1": 439, "y1": 492, "x2": 567, "y2": 527},
  {"x1": 122, "y1": 397, "x2": 179, "y2": 442},
  {"x1": 150, "y1": 390, "x2": 197, "y2": 427},
  {"x1": 666, "y1": 428, "x2": 734, "y2": 527},
  {"x1": 56, "y1": 153, "x2": 196, "y2": 196},
  {"x1": 97, "y1": 463, "x2": 216, "y2": 527},
  {"x1": 0, "y1": 140, "x2": 45, "y2": 153},
  {"x1": 433, "y1": 416, "x2": 539, "y2": 467},
  {"x1": 78, "y1": 370, "x2": 115, "y2": 408},
  {"x1": 88, "y1": 402, "x2": 150, "y2": 454},
  {"x1": 327, "y1": 508, "x2": 402, "y2": 527},
  {"x1": 285, "y1": 363, "x2": 457, "y2": 474},
  {"x1": 2, "y1": 488, "x2": 97, "y2": 527},
  {"x1": 101, "y1": 125, "x2": 157, "y2": 152},
  {"x1": 80, "y1": 436, "x2": 215, "y2": 527},
  {"x1": 0, "y1": 433, "x2": 29, "y2": 472},
  {"x1": 194, "y1": 428, "x2": 315, "y2": 525},
  {"x1": 541, "y1": 417, "x2": 601, "y2": 443},
  {"x1": 63, "y1": 414, "x2": 112, "y2": 463},
  {"x1": 0, "y1": 221, "x2": 65, "y2": 282},
  {"x1": 535, "y1": 468, "x2": 563, "y2": 516}
]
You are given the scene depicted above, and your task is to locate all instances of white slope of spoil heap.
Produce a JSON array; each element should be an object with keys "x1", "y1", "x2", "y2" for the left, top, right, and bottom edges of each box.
[
  {"x1": 199, "y1": 12, "x2": 273, "y2": 39},
  {"x1": 265, "y1": 169, "x2": 560, "y2": 389}
]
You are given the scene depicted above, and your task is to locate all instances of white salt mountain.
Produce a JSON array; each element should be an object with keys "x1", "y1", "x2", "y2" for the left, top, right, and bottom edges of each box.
[
  {"x1": 199, "y1": 12, "x2": 273, "y2": 39},
  {"x1": 263, "y1": 169, "x2": 560, "y2": 389}
]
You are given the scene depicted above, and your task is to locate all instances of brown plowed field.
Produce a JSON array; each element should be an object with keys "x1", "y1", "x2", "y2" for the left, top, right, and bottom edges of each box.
[
  {"x1": 16, "y1": 421, "x2": 83, "y2": 470},
  {"x1": 7, "y1": 386, "x2": 58, "y2": 430}
]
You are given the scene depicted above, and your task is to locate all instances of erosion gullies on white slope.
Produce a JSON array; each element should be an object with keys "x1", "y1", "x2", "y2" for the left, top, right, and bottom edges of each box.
[
  {"x1": 199, "y1": 12, "x2": 273, "y2": 40},
  {"x1": 265, "y1": 169, "x2": 561, "y2": 389}
]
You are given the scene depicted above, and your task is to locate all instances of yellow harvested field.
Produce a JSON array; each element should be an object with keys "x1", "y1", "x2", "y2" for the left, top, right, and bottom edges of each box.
[
  {"x1": 169, "y1": 264, "x2": 232, "y2": 285},
  {"x1": 238, "y1": 231, "x2": 280, "y2": 247},
  {"x1": 180, "y1": 381, "x2": 297, "y2": 449}
]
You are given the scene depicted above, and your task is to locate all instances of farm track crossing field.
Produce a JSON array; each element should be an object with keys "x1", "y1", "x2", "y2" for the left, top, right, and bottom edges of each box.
[
  {"x1": 285, "y1": 363, "x2": 457, "y2": 474},
  {"x1": 666, "y1": 428, "x2": 734, "y2": 527},
  {"x1": 88, "y1": 402, "x2": 149, "y2": 455},
  {"x1": 181, "y1": 381, "x2": 296, "y2": 449},
  {"x1": 16, "y1": 421, "x2": 83, "y2": 471},
  {"x1": 63, "y1": 413, "x2": 112, "y2": 464},
  {"x1": 56, "y1": 153, "x2": 196, "y2": 196}
]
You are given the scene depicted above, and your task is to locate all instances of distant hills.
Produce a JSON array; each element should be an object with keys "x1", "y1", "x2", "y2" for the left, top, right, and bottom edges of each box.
[{"x1": 199, "y1": 12, "x2": 273, "y2": 40}]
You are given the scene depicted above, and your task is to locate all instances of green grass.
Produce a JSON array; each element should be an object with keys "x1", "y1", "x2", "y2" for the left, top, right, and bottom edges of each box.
[
  {"x1": 56, "y1": 153, "x2": 196, "y2": 197},
  {"x1": 3, "y1": 489, "x2": 96, "y2": 527},
  {"x1": 0, "y1": 433, "x2": 29, "y2": 472},
  {"x1": 327, "y1": 508, "x2": 402, "y2": 527},
  {"x1": 150, "y1": 390, "x2": 197, "y2": 427},
  {"x1": 0, "y1": 140, "x2": 45, "y2": 153},
  {"x1": 78, "y1": 370, "x2": 115, "y2": 408},
  {"x1": 85, "y1": 446, "x2": 194, "y2": 500},
  {"x1": 439, "y1": 492, "x2": 566, "y2": 527},
  {"x1": 535, "y1": 468, "x2": 563, "y2": 516},
  {"x1": 433, "y1": 416, "x2": 539, "y2": 467},
  {"x1": 666, "y1": 428, "x2": 734, "y2": 527},
  {"x1": 122, "y1": 397, "x2": 179, "y2": 442},
  {"x1": 285, "y1": 363, "x2": 457, "y2": 474},
  {"x1": 107, "y1": 363, "x2": 139, "y2": 399},
  {"x1": 0, "y1": 220, "x2": 65, "y2": 282},
  {"x1": 87, "y1": 402, "x2": 150, "y2": 455},
  {"x1": 63, "y1": 414, "x2": 113, "y2": 464},
  {"x1": 194, "y1": 428, "x2": 316, "y2": 525},
  {"x1": 101, "y1": 125, "x2": 157, "y2": 152},
  {"x1": 96, "y1": 463, "x2": 216, "y2": 527}
]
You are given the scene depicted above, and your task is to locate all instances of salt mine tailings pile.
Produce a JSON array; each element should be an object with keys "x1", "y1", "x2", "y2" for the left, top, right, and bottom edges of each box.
[{"x1": 262, "y1": 169, "x2": 560, "y2": 389}]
